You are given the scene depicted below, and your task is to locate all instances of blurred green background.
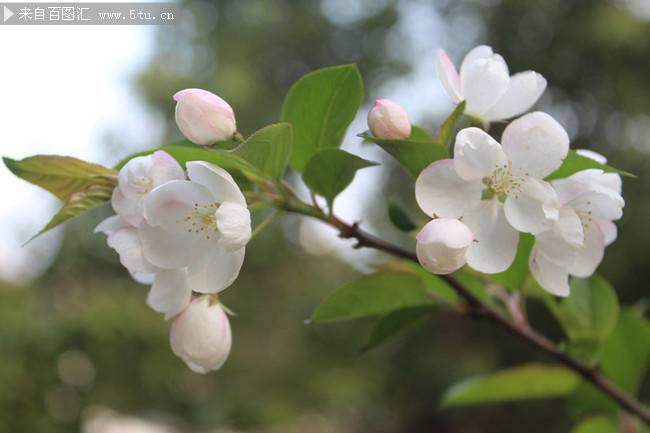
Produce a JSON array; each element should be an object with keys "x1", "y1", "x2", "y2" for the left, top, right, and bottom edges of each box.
[{"x1": 2, "y1": 0, "x2": 650, "y2": 431}]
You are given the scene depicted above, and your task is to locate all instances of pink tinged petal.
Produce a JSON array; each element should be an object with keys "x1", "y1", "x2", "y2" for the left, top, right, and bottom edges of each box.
[
  {"x1": 415, "y1": 159, "x2": 483, "y2": 218},
  {"x1": 119, "y1": 155, "x2": 154, "y2": 200},
  {"x1": 149, "y1": 150, "x2": 186, "y2": 185},
  {"x1": 416, "y1": 218, "x2": 474, "y2": 274},
  {"x1": 529, "y1": 246, "x2": 571, "y2": 297},
  {"x1": 215, "y1": 202, "x2": 252, "y2": 251},
  {"x1": 454, "y1": 127, "x2": 508, "y2": 181},
  {"x1": 596, "y1": 219, "x2": 617, "y2": 246},
  {"x1": 571, "y1": 223, "x2": 605, "y2": 278},
  {"x1": 460, "y1": 57, "x2": 510, "y2": 117},
  {"x1": 186, "y1": 161, "x2": 246, "y2": 205},
  {"x1": 144, "y1": 180, "x2": 214, "y2": 230},
  {"x1": 483, "y1": 71, "x2": 547, "y2": 122},
  {"x1": 367, "y1": 99, "x2": 412, "y2": 140},
  {"x1": 576, "y1": 149, "x2": 608, "y2": 165},
  {"x1": 504, "y1": 178, "x2": 559, "y2": 234},
  {"x1": 174, "y1": 89, "x2": 236, "y2": 145},
  {"x1": 147, "y1": 269, "x2": 192, "y2": 320},
  {"x1": 187, "y1": 246, "x2": 245, "y2": 294},
  {"x1": 435, "y1": 49, "x2": 462, "y2": 102},
  {"x1": 111, "y1": 187, "x2": 142, "y2": 227},
  {"x1": 501, "y1": 111, "x2": 570, "y2": 179},
  {"x1": 463, "y1": 199, "x2": 519, "y2": 273}
]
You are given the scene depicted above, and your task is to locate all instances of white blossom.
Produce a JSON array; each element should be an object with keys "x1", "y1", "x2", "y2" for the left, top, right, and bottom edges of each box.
[
  {"x1": 367, "y1": 99, "x2": 412, "y2": 139},
  {"x1": 416, "y1": 218, "x2": 474, "y2": 274},
  {"x1": 415, "y1": 112, "x2": 569, "y2": 273},
  {"x1": 436, "y1": 45, "x2": 547, "y2": 123},
  {"x1": 169, "y1": 296, "x2": 232, "y2": 374}
]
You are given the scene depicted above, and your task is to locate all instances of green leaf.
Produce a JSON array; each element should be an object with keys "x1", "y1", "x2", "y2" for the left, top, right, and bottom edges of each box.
[
  {"x1": 281, "y1": 64, "x2": 364, "y2": 171},
  {"x1": 312, "y1": 271, "x2": 435, "y2": 322},
  {"x1": 600, "y1": 309, "x2": 650, "y2": 394},
  {"x1": 571, "y1": 417, "x2": 618, "y2": 433},
  {"x1": 553, "y1": 275, "x2": 619, "y2": 342},
  {"x1": 378, "y1": 261, "x2": 459, "y2": 305},
  {"x1": 387, "y1": 201, "x2": 416, "y2": 232},
  {"x1": 359, "y1": 127, "x2": 448, "y2": 178},
  {"x1": 441, "y1": 363, "x2": 579, "y2": 407},
  {"x1": 436, "y1": 101, "x2": 466, "y2": 149},
  {"x1": 545, "y1": 150, "x2": 634, "y2": 181},
  {"x1": 233, "y1": 123, "x2": 292, "y2": 180},
  {"x1": 4, "y1": 155, "x2": 116, "y2": 201},
  {"x1": 491, "y1": 233, "x2": 533, "y2": 290},
  {"x1": 302, "y1": 148, "x2": 377, "y2": 207},
  {"x1": 364, "y1": 306, "x2": 434, "y2": 351},
  {"x1": 32, "y1": 182, "x2": 115, "y2": 239}
]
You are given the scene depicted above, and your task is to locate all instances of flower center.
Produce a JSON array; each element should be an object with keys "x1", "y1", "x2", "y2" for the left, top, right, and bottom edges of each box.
[
  {"x1": 575, "y1": 200, "x2": 594, "y2": 230},
  {"x1": 178, "y1": 202, "x2": 220, "y2": 240},
  {"x1": 132, "y1": 176, "x2": 154, "y2": 195},
  {"x1": 481, "y1": 162, "x2": 524, "y2": 202}
]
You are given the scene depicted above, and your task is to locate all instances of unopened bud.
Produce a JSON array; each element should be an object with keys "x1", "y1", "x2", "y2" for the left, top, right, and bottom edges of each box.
[
  {"x1": 416, "y1": 218, "x2": 474, "y2": 275},
  {"x1": 174, "y1": 88, "x2": 237, "y2": 145},
  {"x1": 367, "y1": 99, "x2": 412, "y2": 140},
  {"x1": 169, "y1": 296, "x2": 232, "y2": 374}
]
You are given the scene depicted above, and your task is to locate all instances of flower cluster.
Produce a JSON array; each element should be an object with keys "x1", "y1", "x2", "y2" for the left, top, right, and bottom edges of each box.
[
  {"x1": 96, "y1": 90, "x2": 250, "y2": 373},
  {"x1": 369, "y1": 45, "x2": 624, "y2": 296}
]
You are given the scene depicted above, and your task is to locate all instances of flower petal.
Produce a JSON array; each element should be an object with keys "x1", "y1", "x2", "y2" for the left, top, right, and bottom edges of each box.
[
  {"x1": 454, "y1": 127, "x2": 508, "y2": 181},
  {"x1": 215, "y1": 202, "x2": 251, "y2": 251},
  {"x1": 501, "y1": 112, "x2": 569, "y2": 179},
  {"x1": 530, "y1": 246, "x2": 570, "y2": 297},
  {"x1": 436, "y1": 49, "x2": 462, "y2": 102},
  {"x1": 504, "y1": 178, "x2": 559, "y2": 234},
  {"x1": 187, "y1": 246, "x2": 245, "y2": 293},
  {"x1": 147, "y1": 269, "x2": 192, "y2": 320},
  {"x1": 415, "y1": 159, "x2": 482, "y2": 218},
  {"x1": 483, "y1": 71, "x2": 547, "y2": 121},
  {"x1": 569, "y1": 190, "x2": 624, "y2": 221},
  {"x1": 149, "y1": 150, "x2": 186, "y2": 185},
  {"x1": 187, "y1": 161, "x2": 246, "y2": 205},
  {"x1": 460, "y1": 57, "x2": 510, "y2": 117},
  {"x1": 576, "y1": 149, "x2": 607, "y2": 164},
  {"x1": 463, "y1": 200, "x2": 519, "y2": 273},
  {"x1": 571, "y1": 223, "x2": 605, "y2": 278},
  {"x1": 111, "y1": 187, "x2": 142, "y2": 226},
  {"x1": 139, "y1": 224, "x2": 197, "y2": 269},
  {"x1": 552, "y1": 169, "x2": 622, "y2": 204},
  {"x1": 144, "y1": 180, "x2": 214, "y2": 231},
  {"x1": 106, "y1": 226, "x2": 160, "y2": 274},
  {"x1": 94, "y1": 215, "x2": 128, "y2": 234},
  {"x1": 596, "y1": 219, "x2": 617, "y2": 246},
  {"x1": 460, "y1": 45, "x2": 507, "y2": 76}
]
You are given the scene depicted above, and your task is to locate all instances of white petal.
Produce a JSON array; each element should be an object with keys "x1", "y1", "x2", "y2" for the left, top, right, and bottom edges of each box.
[
  {"x1": 94, "y1": 215, "x2": 128, "y2": 234},
  {"x1": 436, "y1": 49, "x2": 462, "y2": 102},
  {"x1": 147, "y1": 269, "x2": 192, "y2": 320},
  {"x1": 460, "y1": 57, "x2": 510, "y2": 117},
  {"x1": 106, "y1": 226, "x2": 160, "y2": 274},
  {"x1": 576, "y1": 149, "x2": 608, "y2": 164},
  {"x1": 460, "y1": 45, "x2": 507, "y2": 75},
  {"x1": 569, "y1": 190, "x2": 624, "y2": 221},
  {"x1": 186, "y1": 161, "x2": 246, "y2": 205},
  {"x1": 596, "y1": 219, "x2": 617, "y2": 246},
  {"x1": 119, "y1": 155, "x2": 154, "y2": 200},
  {"x1": 555, "y1": 206, "x2": 584, "y2": 247},
  {"x1": 504, "y1": 178, "x2": 559, "y2": 234},
  {"x1": 216, "y1": 202, "x2": 251, "y2": 251},
  {"x1": 416, "y1": 218, "x2": 474, "y2": 275},
  {"x1": 149, "y1": 150, "x2": 186, "y2": 185},
  {"x1": 139, "y1": 224, "x2": 197, "y2": 269},
  {"x1": 483, "y1": 71, "x2": 547, "y2": 121},
  {"x1": 130, "y1": 271, "x2": 155, "y2": 285},
  {"x1": 535, "y1": 227, "x2": 579, "y2": 266},
  {"x1": 501, "y1": 112, "x2": 569, "y2": 179},
  {"x1": 530, "y1": 246, "x2": 570, "y2": 297},
  {"x1": 187, "y1": 246, "x2": 245, "y2": 294},
  {"x1": 415, "y1": 159, "x2": 482, "y2": 218},
  {"x1": 571, "y1": 224, "x2": 605, "y2": 278},
  {"x1": 463, "y1": 200, "x2": 519, "y2": 273},
  {"x1": 111, "y1": 187, "x2": 143, "y2": 226},
  {"x1": 552, "y1": 169, "x2": 622, "y2": 203},
  {"x1": 454, "y1": 127, "x2": 508, "y2": 181},
  {"x1": 144, "y1": 180, "x2": 214, "y2": 230}
]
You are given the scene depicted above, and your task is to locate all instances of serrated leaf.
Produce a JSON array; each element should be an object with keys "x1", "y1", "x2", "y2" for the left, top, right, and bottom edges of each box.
[
  {"x1": 4, "y1": 155, "x2": 116, "y2": 200},
  {"x1": 359, "y1": 128, "x2": 448, "y2": 178},
  {"x1": 546, "y1": 150, "x2": 634, "y2": 181},
  {"x1": 387, "y1": 201, "x2": 416, "y2": 232},
  {"x1": 441, "y1": 363, "x2": 579, "y2": 407},
  {"x1": 490, "y1": 233, "x2": 533, "y2": 290},
  {"x1": 436, "y1": 101, "x2": 466, "y2": 149},
  {"x1": 364, "y1": 306, "x2": 434, "y2": 351},
  {"x1": 312, "y1": 271, "x2": 435, "y2": 322},
  {"x1": 281, "y1": 64, "x2": 364, "y2": 171},
  {"x1": 233, "y1": 123, "x2": 292, "y2": 180},
  {"x1": 302, "y1": 148, "x2": 377, "y2": 208}
]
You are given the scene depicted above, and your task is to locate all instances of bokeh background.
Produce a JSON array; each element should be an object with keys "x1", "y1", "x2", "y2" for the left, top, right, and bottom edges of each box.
[{"x1": 1, "y1": 0, "x2": 650, "y2": 432}]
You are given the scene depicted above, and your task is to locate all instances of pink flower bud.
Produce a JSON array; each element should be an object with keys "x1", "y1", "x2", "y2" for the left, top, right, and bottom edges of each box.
[
  {"x1": 173, "y1": 89, "x2": 237, "y2": 145},
  {"x1": 367, "y1": 99, "x2": 412, "y2": 140},
  {"x1": 416, "y1": 218, "x2": 474, "y2": 275},
  {"x1": 169, "y1": 296, "x2": 232, "y2": 374}
]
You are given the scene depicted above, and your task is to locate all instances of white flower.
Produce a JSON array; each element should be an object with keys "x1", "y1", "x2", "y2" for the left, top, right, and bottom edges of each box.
[
  {"x1": 140, "y1": 161, "x2": 251, "y2": 294},
  {"x1": 530, "y1": 168, "x2": 624, "y2": 296},
  {"x1": 367, "y1": 99, "x2": 412, "y2": 139},
  {"x1": 436, "y1": 45, "x2": 547, "y2": 123},
  {"x1": 169, "y1": 296, "x2": 232, "y2": 374},
  {"x1": 415, "y1": 112, "x2": 569, "y2": 273},
  {"x1": 112, "y1": 151, "x2": 185, "y2": 226},
  {"x1": 416, "y1": 218, "x2": 474, "y2": 274},
  {"x1": 174, "y1": 88, "x2": 237, "y2": 145}
]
